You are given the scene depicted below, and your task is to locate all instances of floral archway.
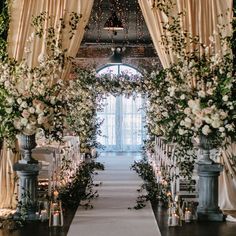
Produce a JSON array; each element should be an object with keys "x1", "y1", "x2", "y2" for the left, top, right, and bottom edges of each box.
[{"x1": 67, "y1": 64, "x2": 149, "y2": 153}]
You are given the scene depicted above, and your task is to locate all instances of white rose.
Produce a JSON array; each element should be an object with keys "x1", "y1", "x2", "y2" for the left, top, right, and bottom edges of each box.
[
  {"x1": 211, "y1": 120, "x2": 221, "y2": 128},
  {"x1": 204, "y1": 117, "x2": 212, "y2": 124},
  {"x1": 37, "y1": 115, "x2": 46, "y2": 125},
  {"x1": 184, "y1": 117, "x2": 192, "y2": 128},
  {"x1": 20, "y1": 117, "x2": 28, "y2": 126},
  {"x1": 219, "y1": 127, "x2": 225, "y2": 132},
  {"x1": 188, "y1": 99, "x2": 200, "y2": 111},
  {"x1": 202, "y1": 125, "x2": 211, "y2": 135},
  {"x1": 178, "y1": 129, "x2": 185, "y2": 135},
  {"x1": 13, "y1": 118, "x2": 22, "y2": 130},
  {"x1": 28, "y1": 107, "x2": 35, "y2": 114},
  {"x1": 6, "y1": 107, "x2": 12, "y2": 114},
  {"x1": 180, "y1": 94, "x2": 185, "y2": 100},
  {"x1": 6, "y1": 97, "x2": 14, "y2": 105},
  {"x1": 17, "y1": 98, "x2": 23, "y2": 104},
  {"x1": 194, "y1": 119, "x2": 203, "y2": 128},
  {"x1": 22, "y1": 109, "x2": 30, "y2": 119},
  {"x1": 198, "y1": 90, "x2": 206, "y2": 98},
  {"x1": 50, "y1": 96, "x2": 56, "y2": 105},
  {"x1": 222, "y1": 95, "x2": 228, "y2": 102},
  {"x1": 225, "y1": 124, "x2": 234, "y2": 131},
  {"x1": 23, "y1": 123, "x2": 36, "y2": 135},
  {"x1": 4, "y1": 80, "x2": 10, "y2": 87},
  {"x1": 21, "y1": 101, "x2": 28, "y2": 108},
  {"x1": 220, "y1": 132, "x2": 226, "y2": 137},
  {"x1": 184, "y1": 108, "x2": 191, "y2": 115},
  {"x1": 206, "y1": 89, "x2": 213, "y2": 95},
  {"x1": 162, "y1": 112, "x2": 168, "y2": 117}
]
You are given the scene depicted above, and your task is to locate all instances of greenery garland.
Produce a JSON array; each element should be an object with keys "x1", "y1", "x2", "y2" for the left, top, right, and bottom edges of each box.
[
  {"x1": 0, "y1": 0, "x2": 9, "y2": 61},
  {"x1": 130, "y1": 153, "x2": 170, "y2": 209},
  {"x1": 59, "y1": 160, "x2": 104, "y2": 209},
  {"x1": 68, "y1": 67, "x2": 147, "y2": 153}
]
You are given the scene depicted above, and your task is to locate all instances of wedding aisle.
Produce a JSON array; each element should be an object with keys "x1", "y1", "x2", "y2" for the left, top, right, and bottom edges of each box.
[{"x1": 68, "y1": 153, "x2": 161, "y2": 236}]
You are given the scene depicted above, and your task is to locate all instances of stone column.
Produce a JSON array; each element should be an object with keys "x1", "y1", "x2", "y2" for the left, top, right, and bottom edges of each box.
[
  {"x1": 14, "y1": 162, "x2": 41, "y2": 220},
  {"x1": 197, "y1": 163, "x2": 224, "y2": 221}
]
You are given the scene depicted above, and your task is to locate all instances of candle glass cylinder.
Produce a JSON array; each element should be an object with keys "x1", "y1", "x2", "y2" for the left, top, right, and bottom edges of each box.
[
  {"x1": 49, "y1": 200, "x2": 63, "y2": 227},
  {"x1": 185, "y1": 210, "x2": 192, "y2": 223}
]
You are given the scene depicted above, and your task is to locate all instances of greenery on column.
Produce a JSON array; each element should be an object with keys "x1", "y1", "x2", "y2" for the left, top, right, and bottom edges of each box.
[
  {"x1": 0, "y1": 0, "x2": 9, "y2": 61},
  {"x1": 232, "y1": 1, "x2": 236, "y2": 98}
]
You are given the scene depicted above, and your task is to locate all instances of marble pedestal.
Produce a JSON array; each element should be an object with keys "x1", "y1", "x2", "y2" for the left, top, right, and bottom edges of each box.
[
  {"x1": 13, "y1": 162, "x2": 41, "y2": 220},
  {"x1": 197, "y1": 163, "x2": 224, "y2": 221}
]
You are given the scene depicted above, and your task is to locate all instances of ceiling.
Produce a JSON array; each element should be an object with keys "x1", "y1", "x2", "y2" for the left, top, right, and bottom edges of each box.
[{"x1": 81, "y1": 0, "x2": 153, "y2": 46}]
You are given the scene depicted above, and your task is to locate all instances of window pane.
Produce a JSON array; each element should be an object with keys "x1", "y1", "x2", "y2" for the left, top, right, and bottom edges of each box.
[{"x1": 96, "y1": 65, "x2": 145, "y2": 152}]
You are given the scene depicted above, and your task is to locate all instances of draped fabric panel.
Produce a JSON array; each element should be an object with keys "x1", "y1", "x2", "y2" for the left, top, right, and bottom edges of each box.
[
  {"x1": 138, "y1": 0, "x2": 233, "y2": 68},
  {"x1": 0, "y1": 142, "x2": 20, "y2": 208},
  {"x1": 219, "y1": 144, "x2": 236, "y2": 210},
  {"x1": 0, "y1": 0, "x2": 94, "y2": 209},
  {"x1": 8, "y1": 0, "x2": 94, "y2": 74}
]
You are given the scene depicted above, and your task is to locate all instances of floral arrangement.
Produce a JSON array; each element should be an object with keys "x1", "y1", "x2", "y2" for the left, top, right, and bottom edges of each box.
[
  {"x1": 66, "y1": 68, "x2": 103, "y2": 152},
  {"x1": 0, "y1": 11, "x2": 81, "y2": 143},
  {"x1": 0, "y1": 58, "x2": 68, "y2": 141},
  {"x1": 143, "y1": 7, "x2": 235, "y2": 190},
  {"x1": 146, "y1": 12, "x2": 236, "y2": 148}
]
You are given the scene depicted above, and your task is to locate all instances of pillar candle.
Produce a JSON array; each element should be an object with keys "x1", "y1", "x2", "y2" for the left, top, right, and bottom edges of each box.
[
  {"x1": 53, "y1": 212, "x2": 60, "y2": 226},
  {"x1": 185, "y1": 210, "x2": 192, "y2": 223},
  {"x1": 40, "y1": 210, "x2": 48, "y2": 221},
  {"x1": 171, "y1": 214, "x2": 179, "y2": 226}
]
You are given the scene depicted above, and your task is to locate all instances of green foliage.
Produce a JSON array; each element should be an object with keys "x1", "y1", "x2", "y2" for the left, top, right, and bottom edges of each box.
[
  {"x1": 147, "y1": 5, "x2": 236, "y2": 150},
  {"x1": 130, "y1": 156, "x2": 170, "y2": 209},
  {"x1": 0, "y1": 0, "x2": 9, "y2": 61},
  {"x1": 59, "y1": 160, "x2": 104, "y2": 209},
  {"x1": 0, "y1": 217, "x2": 25, "y2": 231}
]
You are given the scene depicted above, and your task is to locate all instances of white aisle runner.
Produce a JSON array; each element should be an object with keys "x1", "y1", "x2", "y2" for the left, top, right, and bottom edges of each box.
[{"x1": 68, "y1": 153, "x2": 161, "y2": 236}]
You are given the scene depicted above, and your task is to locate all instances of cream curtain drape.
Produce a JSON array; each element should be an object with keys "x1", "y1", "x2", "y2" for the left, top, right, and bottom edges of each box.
[
  {"x1": 0, "y1": 142, "x2": 20, "y2": 208},
  {"x1": 219, "y1": 144, "x2": 236, "y2": 210},
  {"x1": 8, "y1": 0, "x2": 94, "y2": 75},
  {"x1": 138, "y1": 0, "x2": 233, "y2": 68},
  {"x1": 0, "y1": 0, "x2": 94, "y2": 209}
]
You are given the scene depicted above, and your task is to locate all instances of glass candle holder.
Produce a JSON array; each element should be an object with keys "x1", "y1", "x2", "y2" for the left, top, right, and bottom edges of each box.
[{"x1": 49, "y1": 201, "x2": 64, "y2": 227}]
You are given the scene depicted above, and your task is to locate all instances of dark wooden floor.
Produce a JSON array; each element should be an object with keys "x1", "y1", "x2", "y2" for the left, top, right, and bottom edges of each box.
[
  {"x1": 153, "y1": 204, "x2": 236, "y2": 236},
  {"x1": 2, "y1": 204, "x2": 236, "y2": 236},
  {"x1": 0, "y1": 208, "x2": 76, "y2": 236}
]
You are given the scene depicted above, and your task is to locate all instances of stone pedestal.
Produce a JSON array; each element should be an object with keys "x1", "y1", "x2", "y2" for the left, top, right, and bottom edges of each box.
[
  {"x1": 14, "y1": 162, "x2": 41, "y2": 220},
  {"x1": 197, "y1": 163, "x2": 224, "y2": 221}
]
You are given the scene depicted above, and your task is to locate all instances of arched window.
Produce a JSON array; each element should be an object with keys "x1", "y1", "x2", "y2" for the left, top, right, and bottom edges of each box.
[{"x1": 97, "y1": 64, "x2": 146, "y2": 152}]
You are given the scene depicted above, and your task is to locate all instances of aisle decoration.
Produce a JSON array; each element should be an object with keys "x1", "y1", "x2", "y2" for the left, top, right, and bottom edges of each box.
[
  {"x1": 0, "y1": 13, "x2": 77, "y2": 145},
  {"x1": 147, "y1": 9, "x2": 236, "y2": 149},
  {"x1": 0, "y1": 10, "x2": 83, "y2": 222},
  {"x1": 143, "y1": 7, "x2": 236, "y2": 193},
  {"x1": 145, "y1": 3, "x2": 235, "y2": 222},
  {"x1": 130, "y1": 153, "x2": 171, "y2": 209}
]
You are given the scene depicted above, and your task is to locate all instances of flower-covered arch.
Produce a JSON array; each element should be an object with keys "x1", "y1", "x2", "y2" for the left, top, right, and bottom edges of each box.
[{"x1": 96, "y1": 64, "x2": 146, "y2": 152}]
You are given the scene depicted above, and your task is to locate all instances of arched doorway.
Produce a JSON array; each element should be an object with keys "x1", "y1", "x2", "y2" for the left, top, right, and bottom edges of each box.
[{"x1": 97, "y1": 64, "x2": 146, "y2": 152}]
